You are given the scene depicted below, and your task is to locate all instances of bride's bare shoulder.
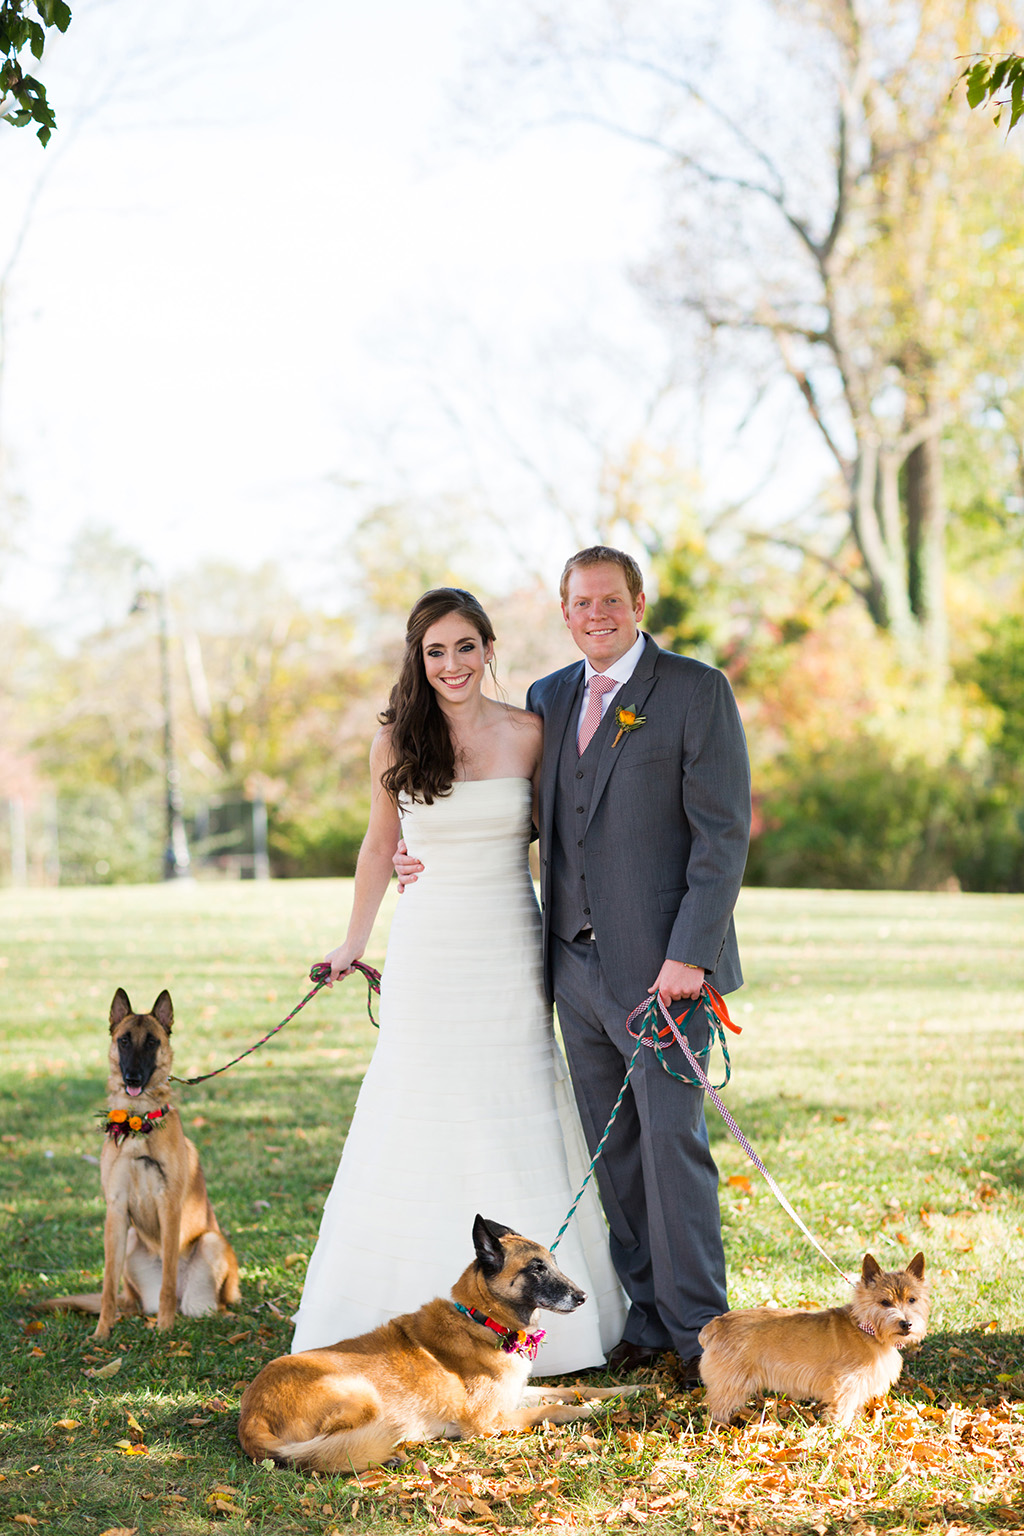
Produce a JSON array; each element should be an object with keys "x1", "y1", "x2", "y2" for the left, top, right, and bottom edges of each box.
[{"x1": 370, "y1": 723, "x2": 396, "y2": 767}]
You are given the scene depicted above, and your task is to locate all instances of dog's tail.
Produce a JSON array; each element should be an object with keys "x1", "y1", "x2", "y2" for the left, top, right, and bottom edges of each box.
[
  {"x1": 698, "y1": 1314, "x2": 727, "y2": 1350},
  {"x1": 259, "y1": 1425, "x2": 396, "y2": 1474},
  {"x1": 35, "y1": 1294, "x2": 139, "y2": 1317},
  {"x1": 239, "y1": 1379, "x2": 391, "y2": 1473}
]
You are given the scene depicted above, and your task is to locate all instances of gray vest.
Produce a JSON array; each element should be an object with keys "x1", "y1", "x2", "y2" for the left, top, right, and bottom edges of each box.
[{"x1": 549, "y1": 683, "x2": 620, "y2": 942}]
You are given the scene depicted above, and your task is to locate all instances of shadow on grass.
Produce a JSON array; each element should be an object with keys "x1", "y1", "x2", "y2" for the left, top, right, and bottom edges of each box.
[
  {"x1": 907, "y1": 1328, "x2": 1024, "y2": 1403},
  {"x1": 0, "y1": 1068, "x2": 363, "y2": 1298},
  {"x1": 0, "y1": 1063, "x2": 365, "y2": 1118},
  {"x1": 713, "y1": 1499, "x2": 1024, "y2": 1533},
  {"x1": 704, "y1": 1093, "x2": 861, "y2": 1147},
  {"x1": 985, "y1": 1146, "x2": 1024, "y2": 1189}
]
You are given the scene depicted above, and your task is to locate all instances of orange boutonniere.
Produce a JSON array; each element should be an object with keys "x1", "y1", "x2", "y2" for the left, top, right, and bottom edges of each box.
[{"x1": 612, "y1": 703, "x2": 647, "y2": 747}]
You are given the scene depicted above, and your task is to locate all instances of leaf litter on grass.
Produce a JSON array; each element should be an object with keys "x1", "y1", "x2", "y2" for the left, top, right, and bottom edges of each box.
[
  {"x1": 250, "y1": 1366, "x2": 1024, "y2": 1534},
  {"x1": 3, "y1": 885, "x2": 1024, "y2": 1532}
]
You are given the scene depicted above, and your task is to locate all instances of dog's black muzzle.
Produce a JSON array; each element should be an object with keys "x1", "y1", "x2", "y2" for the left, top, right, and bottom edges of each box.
[
  {"x1": 536, "y1": 1277, "x2": 587, "y2": 1314},
  {"x1": 117, "y1": 1032, "x2": 160, "y2": 1092}
]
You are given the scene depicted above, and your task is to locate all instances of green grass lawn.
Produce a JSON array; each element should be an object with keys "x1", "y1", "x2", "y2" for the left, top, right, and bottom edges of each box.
[{"x1": 1, "y1": 881, "x2": 1022, "y2": 1535}]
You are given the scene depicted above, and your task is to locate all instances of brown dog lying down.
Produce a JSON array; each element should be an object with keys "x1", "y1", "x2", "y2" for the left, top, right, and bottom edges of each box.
[
  {"x1": 239, "y1": 1216, "x2": 637, "y2": 1473},
  {"x1": 42, "y1": 989, "x2": 240, "y2": 1338}
]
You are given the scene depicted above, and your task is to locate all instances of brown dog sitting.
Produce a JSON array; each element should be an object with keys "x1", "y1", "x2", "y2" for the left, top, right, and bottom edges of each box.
[
  {"x1": 45, "y1": 989, "x2": 240, "y2": 1337},
  {"x1": 698, "y1": 1252, "x2": 929, "y2": 1427},
  {"x1": 239, "y1": 1216, "x2": 638, "y2": 1473}
]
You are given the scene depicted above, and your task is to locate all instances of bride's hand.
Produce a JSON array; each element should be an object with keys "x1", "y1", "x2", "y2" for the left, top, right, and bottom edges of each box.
[
  {"x1": 393, "y1": 838, "x2": 424, "y2": 894},
  {"x1": 324, "y1": 943, "x2": 362, "y2": 985}
]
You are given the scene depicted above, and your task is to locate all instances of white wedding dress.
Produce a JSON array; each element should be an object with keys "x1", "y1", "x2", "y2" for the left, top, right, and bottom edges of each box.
[{"x1": 290, "y1": 777, "x2": 625, "y2": 1374}]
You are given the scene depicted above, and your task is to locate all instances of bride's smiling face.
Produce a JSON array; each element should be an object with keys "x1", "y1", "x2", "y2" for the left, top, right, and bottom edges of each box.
[{"x1": 421, "y1": 612, "x2": 494, "y2": 705}]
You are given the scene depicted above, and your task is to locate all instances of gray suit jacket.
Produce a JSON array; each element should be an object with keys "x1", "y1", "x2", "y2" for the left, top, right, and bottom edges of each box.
[{"x1": 526, "y1": 634, "x2": 751, "y2": 1010}]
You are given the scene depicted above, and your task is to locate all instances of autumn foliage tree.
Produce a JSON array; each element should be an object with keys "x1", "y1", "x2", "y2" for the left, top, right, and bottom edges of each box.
[{"x1": 480, "y1": 0, "x2": 1024, "y2": 684}]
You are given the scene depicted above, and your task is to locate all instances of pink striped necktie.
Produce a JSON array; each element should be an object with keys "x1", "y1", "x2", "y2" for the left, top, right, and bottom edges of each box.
[{"x1": 577, "y1": 673, "x2": 617, "y2": 756}]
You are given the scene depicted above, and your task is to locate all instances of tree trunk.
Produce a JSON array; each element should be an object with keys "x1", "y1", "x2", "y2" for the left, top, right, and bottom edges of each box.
[
  {"x1": 905, "y1": 427, "x2": 948, "y2": 681},
  {"x1": 850, "y1": 434, "x2": 917, "y2": 654}
]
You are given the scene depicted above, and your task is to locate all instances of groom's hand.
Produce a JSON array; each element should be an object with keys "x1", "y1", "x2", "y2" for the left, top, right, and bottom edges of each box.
[
  {"x1": 649, "y1": 959, "x2": 705, "y2": 1006},
  {"x1": 393, "y1": 838, "x2": 424, "y2": 893}
]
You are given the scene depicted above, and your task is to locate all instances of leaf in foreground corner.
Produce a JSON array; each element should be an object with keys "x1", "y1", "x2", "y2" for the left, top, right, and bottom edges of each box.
[{"x1": 85, "y1": 1356, "x2": 123, "y2": 1379}]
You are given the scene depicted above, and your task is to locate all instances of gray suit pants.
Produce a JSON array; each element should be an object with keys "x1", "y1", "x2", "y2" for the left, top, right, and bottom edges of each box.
[{"x1": 553, "y1": 935, "x2": 728, "y2": 1358}]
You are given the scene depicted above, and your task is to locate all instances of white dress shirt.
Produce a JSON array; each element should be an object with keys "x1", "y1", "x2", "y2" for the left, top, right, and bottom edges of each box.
[{"x1": 575, "y1": 629, "x2": 647, "y2": 736}]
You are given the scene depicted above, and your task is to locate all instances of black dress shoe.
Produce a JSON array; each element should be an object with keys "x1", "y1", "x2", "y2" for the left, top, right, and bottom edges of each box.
[
  {"x1": 605, "y1": 1339, "x2": 665, "y2": 1371},
  {"x1": 673, "y1": 1353, "x2": 704, "y2": 1388}
]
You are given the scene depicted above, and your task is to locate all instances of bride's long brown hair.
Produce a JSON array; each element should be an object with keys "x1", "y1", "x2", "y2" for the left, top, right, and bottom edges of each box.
[{"x1": 379, "y1": 588, "x2": 497, "y2": 805}]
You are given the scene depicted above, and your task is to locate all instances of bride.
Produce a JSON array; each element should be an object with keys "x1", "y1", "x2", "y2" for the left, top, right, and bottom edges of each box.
[{"x1": 290, "y1": 587, "x2": 625, "y2": 1372}]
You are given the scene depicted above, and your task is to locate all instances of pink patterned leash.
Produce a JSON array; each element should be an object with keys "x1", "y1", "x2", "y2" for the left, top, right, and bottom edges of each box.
[
  {"x1": 552, "y1": 987, "x2": 856, "y2": 1285},
  {"x1": 169, "y1": 960, "x2": 381, "y2": 1085},
  {"x1": 642, "y1": 992, "x2": 855, "y2": 1285}
]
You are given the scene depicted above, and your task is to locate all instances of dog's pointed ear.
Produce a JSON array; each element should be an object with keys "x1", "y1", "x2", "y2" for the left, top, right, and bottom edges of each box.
[
  {"x1": 481, "y1": 1217, "x2": 515, "y2": 1242},
  {"x1": 861, "y1": 1253, "x2": 882, "y2": 1284},
  {"x1": 906, "y1": 1252, "x2": 926, "y2": 1281},
  {"x1": 110, "y1": 989, "x2": 133, "y2": 1033},
  {"x1": 151, "y1": 991, "x2": 174, "y2": 1033},
  {"x1": 473, "y1": 1215, "x2": 511, "y2": 1277}
]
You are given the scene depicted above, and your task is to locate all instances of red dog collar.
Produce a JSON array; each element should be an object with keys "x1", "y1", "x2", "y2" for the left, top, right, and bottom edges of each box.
[{"x1": 454, "y1": 1302, "x2": 546, "y2": 1361}]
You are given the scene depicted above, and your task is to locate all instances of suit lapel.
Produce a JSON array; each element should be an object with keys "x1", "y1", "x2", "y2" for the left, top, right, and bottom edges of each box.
[
  {"x1": 539, "y1": 662, "x2": 584, "y2": 848},
  {"x1": 585, "y1": 635, "x2": 661, "y2": 832}
]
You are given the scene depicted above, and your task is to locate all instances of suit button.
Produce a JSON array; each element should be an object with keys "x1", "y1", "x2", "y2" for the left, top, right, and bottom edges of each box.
[
  {"x1": 576, "y1": 806, "x2": 584, "y2": 813},
  {"x1": 583, "y1": 906, "x2": 591, "y2": 915},
  {"x1": 575, "y1": 770, "x2": 584, "y2": 779},
  {"x1": 577, "y1": 840, "x2": 583, "y2": 847}
]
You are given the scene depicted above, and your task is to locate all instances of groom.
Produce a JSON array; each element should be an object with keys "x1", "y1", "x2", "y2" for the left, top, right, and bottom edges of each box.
[{"x1": 525, "y1": 546, "x2": 750, "y2": 1383}]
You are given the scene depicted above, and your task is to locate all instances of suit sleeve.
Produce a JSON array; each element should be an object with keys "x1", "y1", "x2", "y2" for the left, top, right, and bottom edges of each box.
[{"x1": 666, "y1": 668, "x2": 751, "y2": 971}]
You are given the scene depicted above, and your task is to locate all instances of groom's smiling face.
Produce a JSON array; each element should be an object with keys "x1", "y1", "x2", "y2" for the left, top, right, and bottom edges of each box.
[{"x1": 562, "y1": 566, "x2": 646, "y2": 671}]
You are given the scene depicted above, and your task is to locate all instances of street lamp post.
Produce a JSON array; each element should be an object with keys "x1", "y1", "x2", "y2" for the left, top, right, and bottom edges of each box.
[{"x1": 131, "y1": 574, "x2": 191, "y2": 882}]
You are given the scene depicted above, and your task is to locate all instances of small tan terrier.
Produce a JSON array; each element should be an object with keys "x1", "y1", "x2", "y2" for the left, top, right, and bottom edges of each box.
[{"x1": 698, "y1": 1252, "x2": 928, "y2": 1427}]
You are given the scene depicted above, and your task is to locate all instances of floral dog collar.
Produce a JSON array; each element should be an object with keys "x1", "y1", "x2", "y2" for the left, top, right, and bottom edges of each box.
[
  {"x1": 453, "y1": 1302, "x2": 546, "y2": 1360},
  {"x1": 98, "y1": 1105, "x2": 172, "y2": 1143}
]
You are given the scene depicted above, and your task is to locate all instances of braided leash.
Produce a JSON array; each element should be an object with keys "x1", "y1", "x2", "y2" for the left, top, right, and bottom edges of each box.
[
  {"x1": 551, "y1": 986, "x2": 855, "y2": 1284},
  {"x1": 549, "y1": 986, "x2": 734, "y2": 1253},
  {"x1": 169, "y1": 960, "x2": 381, "y2": 1086},
  {"x1": 549, "y1": 1033, "x2": 644, "y2": 1254}
]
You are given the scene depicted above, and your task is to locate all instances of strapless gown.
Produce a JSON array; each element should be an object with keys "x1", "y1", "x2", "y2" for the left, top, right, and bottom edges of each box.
[{"x1": 290, "y1": 777, "x2": 625, "y2": 1373}]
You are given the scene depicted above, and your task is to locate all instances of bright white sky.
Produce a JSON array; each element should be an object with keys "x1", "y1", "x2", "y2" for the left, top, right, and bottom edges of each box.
[{"x1": 1, "y1": 0, "x2": 675, "y2": 627}]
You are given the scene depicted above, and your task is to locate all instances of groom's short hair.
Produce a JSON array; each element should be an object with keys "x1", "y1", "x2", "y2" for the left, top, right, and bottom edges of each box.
[{"x1": 559, "y1": 546, "x2": 645, "y2": 606}]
